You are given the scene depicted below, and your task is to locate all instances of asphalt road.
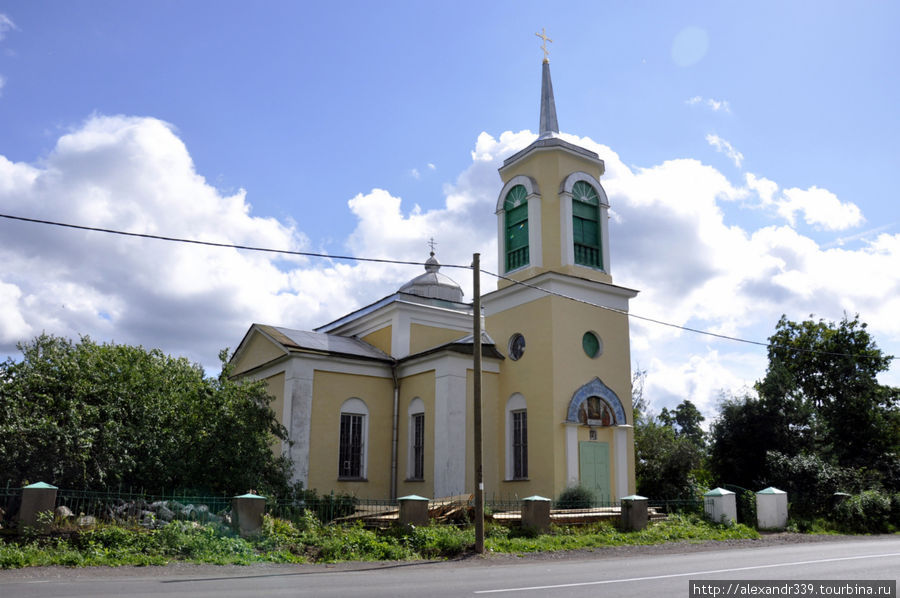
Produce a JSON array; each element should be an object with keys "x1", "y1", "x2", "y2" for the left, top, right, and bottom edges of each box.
[{"x1": 2, "y1": 537, "x2": 898, "y2": 598}]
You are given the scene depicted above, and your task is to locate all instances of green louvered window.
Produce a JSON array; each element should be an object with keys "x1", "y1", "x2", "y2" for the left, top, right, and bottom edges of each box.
[
  {"x1": 504, "y1": 185, "x2": 529, "y2": 272},
  {"x1": 572, "y1": 181, "x2": 602, "y2": 268}
]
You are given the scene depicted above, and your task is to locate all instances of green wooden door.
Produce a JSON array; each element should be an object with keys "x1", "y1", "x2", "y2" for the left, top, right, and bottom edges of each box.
[{"x1": 579, "y1": 441, "x2": 610, "y2": 504}]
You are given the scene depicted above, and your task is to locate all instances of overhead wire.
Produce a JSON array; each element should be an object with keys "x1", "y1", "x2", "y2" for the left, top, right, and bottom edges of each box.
[{"x1": 0, "y1": 211, "x2": 894, "y2": 362}]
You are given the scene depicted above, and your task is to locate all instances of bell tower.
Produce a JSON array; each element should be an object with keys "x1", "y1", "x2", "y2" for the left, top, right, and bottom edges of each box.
[
  {"x1": 495, "y1": 50, "x2": 612, "y2": 289},
  {"x1": 483, "y1": 36, "x2": 637, "y2": 501}
]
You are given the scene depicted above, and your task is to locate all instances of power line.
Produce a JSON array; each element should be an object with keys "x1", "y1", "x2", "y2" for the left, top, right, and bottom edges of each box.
[
  {"x1": 485, "y1": 270, "x2": 895, "y2": 362},
  {"x1": 0, "y1": 213, "x2": 433, "y2": 268},
  {"x1": 1, "y1": 211, "x2": 894, "y2": 362}
]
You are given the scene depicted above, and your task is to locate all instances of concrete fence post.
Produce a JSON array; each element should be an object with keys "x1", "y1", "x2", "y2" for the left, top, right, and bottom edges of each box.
[
  {"x1": 398, "y1": 495, "x2": 430, "y2": 527},
  {"x1": 703, "y1": 488, "x2": 737, "y2": 525},
  {"x1": 19, "y1": 482, "x2": 58, "y2": 532},
  {"x1": 521, "y1": 496, "x2": 551, "y2": 533},
  {"x1": 232, "y1": 493, "x2": 266, "y2": 537},
  {"x1": 756, "y1": 487, "x2": 788, "y2": 530},
  {"x1": 619, "y1": 494, "x2": 649, "y2": 531}
]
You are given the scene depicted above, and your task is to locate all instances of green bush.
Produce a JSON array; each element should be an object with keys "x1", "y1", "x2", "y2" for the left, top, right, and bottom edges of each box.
[
  {"x1": 406, "y1": 524, "x2": 471, "y2": 558},
  {"x1": 834, "y1": 490, "x2": 894, "y2": 533},
  {"x1": 555, "y1": 485, "x2": 595, "y2": 509}
]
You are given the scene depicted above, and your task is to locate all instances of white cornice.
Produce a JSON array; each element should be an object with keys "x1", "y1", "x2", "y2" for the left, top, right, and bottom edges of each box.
[{"x1": 482, "y1": 270, "x2": 638, "y2": 315}]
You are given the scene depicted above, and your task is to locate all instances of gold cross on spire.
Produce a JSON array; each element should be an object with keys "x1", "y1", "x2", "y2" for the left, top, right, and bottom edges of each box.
[{"x1": 535, "y1": 28, "x2": 553, "y2": 63}]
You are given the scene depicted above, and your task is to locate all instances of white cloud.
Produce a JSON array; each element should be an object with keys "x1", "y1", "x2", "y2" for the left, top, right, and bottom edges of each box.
[
  {"x1": 745, "y1": 172, "x2": 863, "y2": 232},
  {"x1": 409, "y1": 168, "x2": 420, "y2": 179},
  {"x1": 706, "y1": 133, "x2": 743, "y2": 168},
  {"x1": 427, "y1": 163, "x2": 436, "y2": 171},
  {"x1": 776, "y1": 186, "x2": 864, "y2": 231},
  {"x1": 686, "y1": 96, "x2": 731, "y2": 113},
  {"x1": 1, "y1": 115, "x2": 897, "y2": 420},
  {"x1": 0, "y1": 14, "x2": 15, "y2": 41}
]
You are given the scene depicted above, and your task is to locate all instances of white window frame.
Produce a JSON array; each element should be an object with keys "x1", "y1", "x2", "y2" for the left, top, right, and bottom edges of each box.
[
  {"x1": 505, "y1": 393, "x2": 528, "y2": 480},
  {"x1": 407, "y1": 397, "x2": 425, "y2": 481},
  {"x1": 338, "y1": 397, "x2": 369, "y2": 480},
  {"x1": 495, "y1": 175, "x2": 542, "y2": 275},
  {"x1": 559, "y1": 171, "x2": 610, "y2": 273}
]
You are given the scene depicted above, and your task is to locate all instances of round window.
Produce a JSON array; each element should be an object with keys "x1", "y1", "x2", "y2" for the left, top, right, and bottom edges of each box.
[
  {"x1": 508, "y1": 333, "x2": 526, "y2": 361},
  {"x1": 582, "y1": 331, "x2": 602, "y2": 358}
]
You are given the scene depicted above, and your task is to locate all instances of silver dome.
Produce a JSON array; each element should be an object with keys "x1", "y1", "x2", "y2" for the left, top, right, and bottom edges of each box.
[{"x1": 399, "y1": 253, "x2": 464, "y2": 302}]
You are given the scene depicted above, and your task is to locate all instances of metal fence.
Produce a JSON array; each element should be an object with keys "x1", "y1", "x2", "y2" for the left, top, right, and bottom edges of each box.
[{"x1": 1, "y1": 482, "x2": 702, "y2": 532}]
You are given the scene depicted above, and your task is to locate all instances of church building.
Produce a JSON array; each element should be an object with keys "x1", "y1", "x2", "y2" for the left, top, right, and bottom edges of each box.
[{"x1": 230, "y1": 51, "x2": 639, "y2": 503}]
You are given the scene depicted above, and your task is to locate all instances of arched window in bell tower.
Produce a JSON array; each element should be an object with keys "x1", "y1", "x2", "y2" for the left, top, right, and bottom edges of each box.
[
  {"x1": 504, "y1": 184, "x2": 530, "y2": 271},
  {"x1": 572, "y1": 181, "x2": 602, "y2": 268}
]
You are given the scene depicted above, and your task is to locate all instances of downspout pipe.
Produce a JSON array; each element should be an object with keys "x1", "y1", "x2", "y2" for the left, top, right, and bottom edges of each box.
[{"x1": 390, "y1": 360, "x2": 399, "y2": 500}]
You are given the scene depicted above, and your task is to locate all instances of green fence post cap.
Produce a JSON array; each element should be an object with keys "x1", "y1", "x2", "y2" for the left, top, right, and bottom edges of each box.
[
  {"x1": 704, "y1": 487, "x2": 735, "y2": 497},
  {"x1": 756, "y1": 487, "x2": 785, "y2": 495},
  {"x1": 522, "y1": 495, "x2": 551, "y2": 502},
  {"x1": 233, "y1": 493, "x2": 266, "y2": 500},
  {"x1": 397, "y1": 495, "x2": 430, "y2": 501},
  {"x1": 23, "y1": 482, "x2": 57, "y2": 489}
]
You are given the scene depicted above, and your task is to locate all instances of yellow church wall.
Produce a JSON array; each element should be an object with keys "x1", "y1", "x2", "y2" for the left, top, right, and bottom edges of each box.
[
  {"x1": 547, "y1": 294, "x2": 635, "y2": 497},
  {"x1": 485, "y1": 288, "x2": 635, "y2": 500},
  {"x1": 486, "y1": 294, "x2": 559, "y2": 499},
  {"x1": 464, "y1": 369, "x2": 500, "y2": 497},
  {"x1": 361, "y1": 325, "x2": 392, "y2": 355},
  {"x1": 231, "y1": 331, "x2": 286, "y2": 376},
  {"x1": 397, "y1": 370, "x2": 436, "y2": 498},
  {"x1": 307, "y1": 370, "x2": 394, "y2": 498},
  {"x1": 408, "y1": 323, "x2": 467, "y2": 355}
]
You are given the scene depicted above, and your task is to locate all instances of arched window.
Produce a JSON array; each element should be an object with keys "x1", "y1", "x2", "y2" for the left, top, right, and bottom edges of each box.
[
  {"x1": 504, "y1": 185, "x2": 529, "y2": 271},
  {"x1": 505, "y1": 394, "x2": 528, "y2": 480},
  {"x1": 407, "y1": 398, "x2": 425, "y2": 481},
  {"x1": 572, "y1": 181, "x2": 602, "y2": 268},
  {"x1": 339, "y1": 398, "x2": 368, "y2": 480}
]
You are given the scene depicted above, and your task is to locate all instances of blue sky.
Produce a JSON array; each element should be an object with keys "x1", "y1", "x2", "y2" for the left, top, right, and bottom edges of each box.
[{"x1": 1, "y1": 1, "x2": 898, "y2": 418}]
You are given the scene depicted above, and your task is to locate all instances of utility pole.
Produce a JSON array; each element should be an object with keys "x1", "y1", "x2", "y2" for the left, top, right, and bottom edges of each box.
[{"x1": 472, "y1": 253, "x2": 484, "y2": 554}]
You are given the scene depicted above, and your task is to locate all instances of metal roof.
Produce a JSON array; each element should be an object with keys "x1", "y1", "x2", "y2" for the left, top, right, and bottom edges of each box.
[{"x1": 259, "y1": 325, "x2": 392, "y2": 362}]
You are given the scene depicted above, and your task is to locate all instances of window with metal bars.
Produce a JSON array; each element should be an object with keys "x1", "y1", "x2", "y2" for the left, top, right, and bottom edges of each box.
[
  {"x1": 572, "y1": 181, "x2": 602, "y2": 268},
  {"x1": 512, "y1": 409, "x2": 528, "y2": 479},
  {"x1": 504, "y1": 185, "x2": 529, "y2": 272},
  {"x1": 339, "y1": 413, "x2": 364, "y2": 479},
  {"x1": 411, "y1": 413, "x2": 424, "y2": 480}
]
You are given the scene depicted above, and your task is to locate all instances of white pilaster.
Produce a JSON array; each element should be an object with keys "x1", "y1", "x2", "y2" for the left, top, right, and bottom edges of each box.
[
  {"x1": 286, "y1": 360, "x2": 315, "y2": 487},
  {"x1": 615, "y1": 425, "x2": 631, "y2": 498},
  {"x1": 527, "y1": 195, "x2": 542, "y2": 268},
  {"x1": 560, "y1": 192, "x2": 574, "y2": 266},
  {"x1": 433, "y1": 358, "x2": 468, "y2": 498},
  {"x1": 565, "y1": 423, "x2": 579, "y2": 487}
]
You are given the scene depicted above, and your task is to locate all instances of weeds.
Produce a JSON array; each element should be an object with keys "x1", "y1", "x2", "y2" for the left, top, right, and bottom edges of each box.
[{"x1": 2, "y1": 512, "x2": 761, "y2": 569}]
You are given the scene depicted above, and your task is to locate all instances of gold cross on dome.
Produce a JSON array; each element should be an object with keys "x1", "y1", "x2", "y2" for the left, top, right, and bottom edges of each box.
[
  {"x1": 535, "y1": 28, "x2": 553, "y2": 62},
  {"x1": 427, "y1": 237, "x2": 438, "y2": 254}
]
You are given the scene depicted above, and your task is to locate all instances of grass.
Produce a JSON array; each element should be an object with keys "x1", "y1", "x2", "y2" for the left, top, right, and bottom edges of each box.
[{"x1": 0, "y1": 513, "x2": 758, "y2": 569}]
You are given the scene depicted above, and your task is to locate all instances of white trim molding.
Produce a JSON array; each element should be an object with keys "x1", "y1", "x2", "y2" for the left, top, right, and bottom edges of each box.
[
  {"x1": 338, "y1": 397, "x2": 369, "y2": 480},
  {"x1": 504, "y1": 393, "x2": 527, "y2": 480},
  {"x1": 615, "y1": 425, "x2": 632, "y2": 498},
  {"x1": 496, "y1": 175, "x2": 542, "y2": 275},
  {"x1": 559, "y1": 171, "x2": 611, "y2": 274},
  {"x1": 407, "y1": 397, "x2": 425, "y2": 480}
]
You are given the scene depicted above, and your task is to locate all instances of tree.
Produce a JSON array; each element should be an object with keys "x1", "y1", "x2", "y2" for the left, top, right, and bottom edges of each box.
[
  {"x1": 709, "y1": 315, "x2": 899, "y2": 492},
  {"x1": 659, "y1": 400, "x2": 706, "y2": 448},
  {"x1": 635, "y1": 418, "x2": 706, "y2": 499},
  {"x1": 0, "y1": 334, "x2": 293, "y2": 495},
  {"x1": 632, "y1": 378, "x2": 708, "y2": 499},
  {"x1": 761, "y1": 314, "x2": 899, "y2": 471}
]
